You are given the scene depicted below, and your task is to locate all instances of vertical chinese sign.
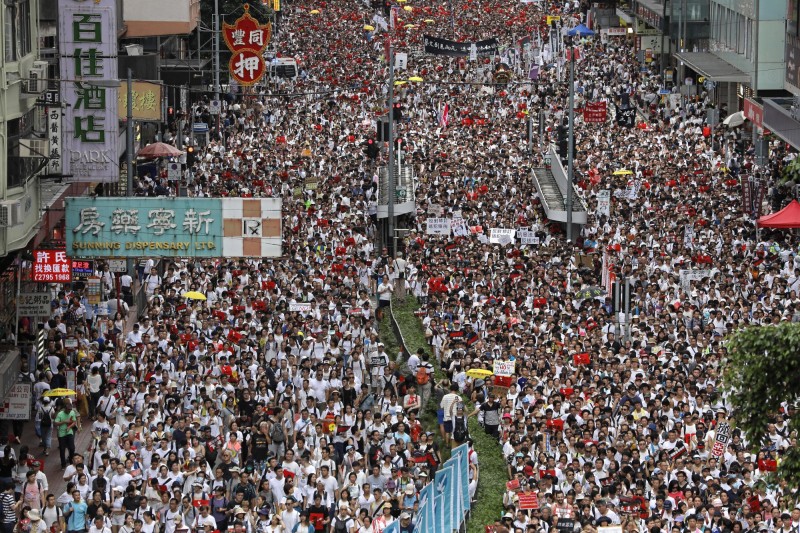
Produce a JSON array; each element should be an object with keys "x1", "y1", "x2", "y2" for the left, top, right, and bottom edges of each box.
[
  {"x1": 58, "y1": 0, "x2": 119, "y2": 183},
  {"x1": 223, "y1": 4, "x2": 271, "y2": 86},
  {"x1": 47, "y1": 101, "x2": 62, "y2": 175},
  {"x1": 33, "y1": 249, "x2": 72, "y2": 283}
]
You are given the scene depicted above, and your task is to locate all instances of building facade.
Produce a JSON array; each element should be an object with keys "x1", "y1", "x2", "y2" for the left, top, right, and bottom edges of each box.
[
  {"x1": 0, "y1": 0, "x2": 45, "y2": 257},
  {"x1": 762, "y1": 0, "x2": 800, "y2": 150}
]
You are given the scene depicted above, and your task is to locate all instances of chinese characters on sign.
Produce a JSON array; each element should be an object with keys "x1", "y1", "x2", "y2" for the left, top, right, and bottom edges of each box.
[
  {"x1": 70, "y1": 260, "x2": 94, "y2": 280},
  {"x1": 67, "y1": 197, "x2": 282, "y2": 258},
  {"x1": 47, "y1": 104, "x2": 62, "y2": 175},
  {"x1": 426, "y1": 218, "x2": 452, "y2": 235},
  {"x1": 17, "y1": 293, "x2": 52, "y2": 317},
  {"x1": 58, "y1": 0, "x2": 119, "y2": 183},
  {"x1": 222, "y1": 3, "x2": 271, "y2": 86},
  {"x1": 67, "y1": 198, "x2": 223, "y2": 257},
  {"x1": 117, "y1": 81, "x2": 163, "y2": 122},
  {"x1": 33, "y1": 249, "x2": 72, "y2": 283},
  {"x1": 583, "y1": 101, "x2": 608, "y2": 123}
]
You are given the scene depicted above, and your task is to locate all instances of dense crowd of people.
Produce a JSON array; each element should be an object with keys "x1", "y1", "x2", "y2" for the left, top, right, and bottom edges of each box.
[{"x1": 12, "y1": 0, "x2": 800, "y2": 531}]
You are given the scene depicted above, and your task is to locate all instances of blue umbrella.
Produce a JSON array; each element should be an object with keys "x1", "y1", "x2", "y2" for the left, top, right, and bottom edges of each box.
[{"x1": 568, "y1": 24, "x2": 595, "y2": 37}]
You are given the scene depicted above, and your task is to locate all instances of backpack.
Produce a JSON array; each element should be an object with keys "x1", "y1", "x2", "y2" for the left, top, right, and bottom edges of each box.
[
  {"x1": 453, "y1": 415, "x2": 468, "y2": 443},
  {"x1": 40, "y1": 407, "x2": 52, "y2": 427},
  {"x1": 270, "y1": 421, "x2": 285, "y2": 443},
  {"x1": 415, "y1": 365, "x2": 430, "y2": 385},
  {"x1": 333, "y1": 517, "x2": 349, "y2": 533}
]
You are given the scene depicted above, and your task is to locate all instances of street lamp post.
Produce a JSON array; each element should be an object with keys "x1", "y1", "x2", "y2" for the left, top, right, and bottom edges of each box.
[
  {"x1": 387, "y1": 40, "x2": 395, "y2": 254},
  {"x1": 214, "y1": 0, "x2": 221, "y2": 103},
  {"x1": 566, "y1": 38, "x2": 575, "y2": 243}
]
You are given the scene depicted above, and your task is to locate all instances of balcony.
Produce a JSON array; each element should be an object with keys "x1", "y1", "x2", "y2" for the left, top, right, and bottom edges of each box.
[{"x1": 123, "y1": 0, "x2": 200, "y2": 38}]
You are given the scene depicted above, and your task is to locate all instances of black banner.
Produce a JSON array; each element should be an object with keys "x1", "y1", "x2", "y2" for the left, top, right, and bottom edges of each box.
[
  {"x1": 615, "y1": 105, "x2": 636, "y2": 128},
  {"x1": 423, "y1": 35, "x2": 499, "y2": 57}
]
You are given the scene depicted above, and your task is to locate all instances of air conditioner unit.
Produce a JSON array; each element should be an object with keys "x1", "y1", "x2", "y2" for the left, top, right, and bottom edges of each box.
[
  {"x1": 22, "y1": 61, "x2": 48, "y2": 95},
  {"x1": 0, "y1": 201, "x2": 22, "y2": 228},
  {"x1": 18, "y1": 137, "x2": 48, "y2": 158}
]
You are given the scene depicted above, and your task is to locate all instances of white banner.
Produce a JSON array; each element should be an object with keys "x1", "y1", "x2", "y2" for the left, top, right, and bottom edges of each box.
[
  {"x1": 489, "y1": 228, "x2": 516, "y2": 245},
  {"x1": 452, "y1": 218, "x2": 469, "y2": 237},
  {"x1": 426, "y1": 218, "x2": 452, "y2": 235},
  {"x1": 597, "y1": 190, "x2": 611, "y2": 217},
  {"x1": 493, "y1": 360, "x2": 516, "y2": 377},
  {"x1": 679, "y1": 269, "x2": 712, "y2": 293},
  {"x1": 517, "y1": 230, "x2": 540, "y2": 245},
  {"x1": 289, "y1": 302, "x2": 313, "y2": 313}
]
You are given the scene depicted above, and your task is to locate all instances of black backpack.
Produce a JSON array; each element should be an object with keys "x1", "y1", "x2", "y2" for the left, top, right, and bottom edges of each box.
[
  {"x1": 453, "y1": 415, "x2": 468, "y2": 442},
  {"x1": 333, "y1": 517, "x2": 349, "y2": 533},
  {"x1": 40, "y1": 407, "x2": 52, "y2": 427}
]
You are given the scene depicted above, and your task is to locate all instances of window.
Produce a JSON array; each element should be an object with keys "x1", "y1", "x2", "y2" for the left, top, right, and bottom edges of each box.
[
  {"x1": 7, "y1": 109, "x2": 41, "y2": 189},
  {"x1": 4, "y1": 0, "x2": 32, "y2": 63}
]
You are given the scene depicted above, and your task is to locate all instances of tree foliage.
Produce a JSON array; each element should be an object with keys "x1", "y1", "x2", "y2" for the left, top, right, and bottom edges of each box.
[{"x1": 723, "y1": 323, "x2": 800, "y2": 485}]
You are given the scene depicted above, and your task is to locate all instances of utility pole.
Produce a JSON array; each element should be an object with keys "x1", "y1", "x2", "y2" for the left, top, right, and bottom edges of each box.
[
  {"x1": 214, "y1": 0, "x2": 221, "y2": 103},
  {"x1": 566, "y1": 39, "x2": 575, "y2": 242},
  {"x1": 126, "y1": 68, "x2": 134, "y2": 277},
  {"x1": 387, "y1": 39, "x2": 396, "y2": 254},
  {"x1": 527, "y1": 111, "x2": 533, "y2": 154},
  {"x1": 752, "y1": 0, "x2": 761, "y2": 161}
]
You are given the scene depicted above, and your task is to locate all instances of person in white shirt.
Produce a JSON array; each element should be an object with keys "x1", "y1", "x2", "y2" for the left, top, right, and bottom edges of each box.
[{"x1": 89, "y1": 515, "x2": 112, "y2": 533}]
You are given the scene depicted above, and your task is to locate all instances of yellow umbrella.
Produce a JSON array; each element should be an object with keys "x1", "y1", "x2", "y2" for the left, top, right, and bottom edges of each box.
[
  {"x1": 364, "y1": 24, "x2": 375, "y2": 31},
  {"x1": 424, "y1": 18, "x2": 435, "y2": 23},
  {"x1": 184, "y1": 291, "x2": 207, "y2": 301},
  {"x1": 397, "y1": 0, "x2": 407, "y2": 3},
  {"x1": 404, "y1": 23, "x2": 416, "y2": 28},
  {"x1": 612, "y1": 169, "x2": 633, "y2": 176},
  {"x1": 408, "y1": 76, "x2": 424, "y2": 82},
  {"x1": 394, "y1": 80, "x2": 407, "y2": 86},
  {"x1": 466, "y1": 369, "x2": 494, "y2": 379},
  {"x1": 44, "y1": 388, "x2": 76, "y2": 397},
  {"x1": 403, "y1": 5, "x2": 412, "y2": 10},
  {"x1": 309, "y1": 9, "x2": 320, "y2": 14}
]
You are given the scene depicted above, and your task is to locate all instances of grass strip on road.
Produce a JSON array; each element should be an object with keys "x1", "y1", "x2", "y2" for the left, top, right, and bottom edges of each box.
[{"x1": 387, "y1": 297, "x2": 507, "y2": 533}]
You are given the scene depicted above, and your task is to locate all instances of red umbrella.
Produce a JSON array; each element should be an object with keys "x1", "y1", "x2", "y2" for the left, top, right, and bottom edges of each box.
[{"x1": 137, "y1": 142, "x2": 184, "y2": 158}]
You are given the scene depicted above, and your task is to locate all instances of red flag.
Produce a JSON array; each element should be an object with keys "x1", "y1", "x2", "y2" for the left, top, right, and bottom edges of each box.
[{"x1": 573, "y1": 352, "x2": 590, "y2": 365}]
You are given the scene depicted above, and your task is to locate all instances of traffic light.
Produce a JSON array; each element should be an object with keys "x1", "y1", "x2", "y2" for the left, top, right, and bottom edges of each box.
[
  {"x1": 168, "y1": 106, "x2": 174, "y2": 117},
  {"x1": 364, "y1": 139, "x2": 379, "y2": 160},
  {"x1": 556, "y1": 125, "x2": 568, "y2": 160},
  {"x1": 186, "y1": 145, "x2": 196, "y2": 167},
  {"x1": 376, "y1": 118, "x2": 390, "y2": 142},
  {"x1": 392, "y1": 103, "x2": 402, "y2": 122},
  {"x1": 383, "y1": 0, "x2": 391, "y2": 16}
]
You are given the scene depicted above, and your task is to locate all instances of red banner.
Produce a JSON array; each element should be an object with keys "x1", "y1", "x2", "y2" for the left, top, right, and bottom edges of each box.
[
  {"x1": 583, "y1": 102, "x2": 608, "y2": 123},
  {"x1": 518, "y1": 492, "x2": 540, "y2": 510},
  {"x1": 33, "y1": 249, "x2": 71, "y2": 283}
]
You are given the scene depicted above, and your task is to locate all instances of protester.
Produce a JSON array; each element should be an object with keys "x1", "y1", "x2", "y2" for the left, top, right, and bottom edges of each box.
[{"x1": 25, "y1": 0, "x2": 800, "y2": 530}]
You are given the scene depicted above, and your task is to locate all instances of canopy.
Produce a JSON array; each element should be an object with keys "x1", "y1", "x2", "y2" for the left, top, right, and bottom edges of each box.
[
  {"x1": 137, "y1": 142, "x2": 183, "y2": 158},
  {"x1": 757, "y1": 200, "x2": 800, "y2": 228},
  {"x1": 568, "y1": 24, "x2": 595, "y2": 37}
]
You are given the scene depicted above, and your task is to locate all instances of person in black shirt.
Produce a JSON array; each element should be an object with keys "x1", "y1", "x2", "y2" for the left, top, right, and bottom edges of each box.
[
  {"x1": 86, "y1": 490, "x2": 110, "y2": 522},
  {"x1": 307, "y1": 493, "x2": 329, "y2": 533}
]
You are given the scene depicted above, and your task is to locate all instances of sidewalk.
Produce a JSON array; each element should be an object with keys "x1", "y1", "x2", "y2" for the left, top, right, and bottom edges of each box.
[{"x1": 33, "y1": 292, "x2": 143, "y2": 497}]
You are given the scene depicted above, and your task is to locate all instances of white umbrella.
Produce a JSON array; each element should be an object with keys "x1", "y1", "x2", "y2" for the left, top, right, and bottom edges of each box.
[{"x1": 723, "y1": 111, "x2": 746, "y2": 128}]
